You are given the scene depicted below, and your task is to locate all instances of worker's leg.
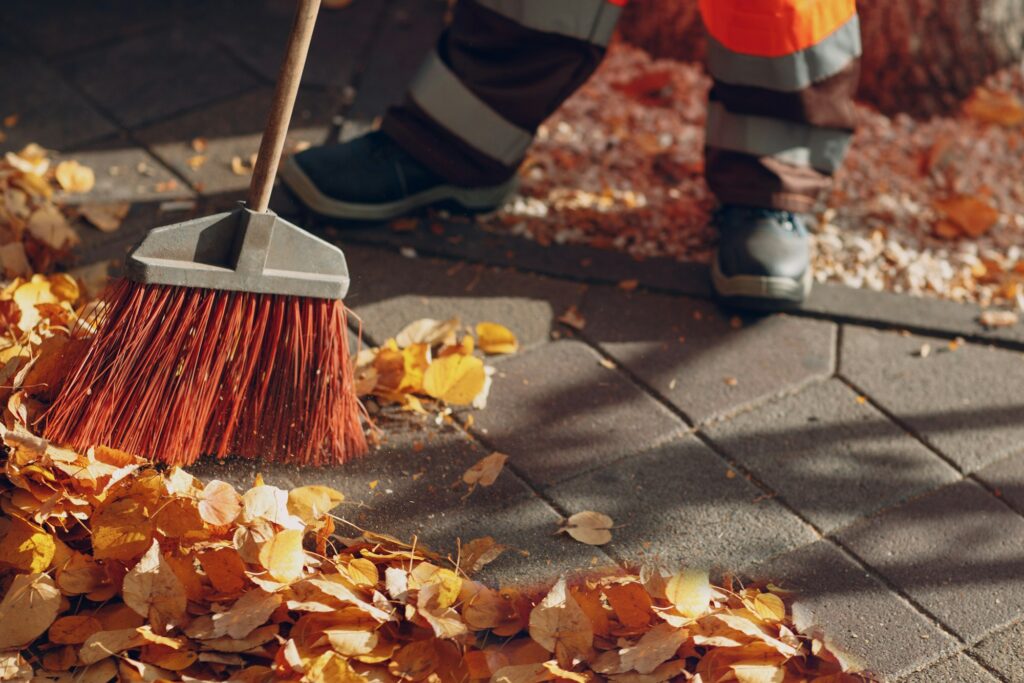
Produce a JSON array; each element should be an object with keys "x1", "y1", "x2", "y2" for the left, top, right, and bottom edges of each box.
[
  {"x1": 281, "y1": 0, "x2": 624, "y2": 220},
  {"x1": 701, "y1": 0, "x2": 861, "y2": 306}
]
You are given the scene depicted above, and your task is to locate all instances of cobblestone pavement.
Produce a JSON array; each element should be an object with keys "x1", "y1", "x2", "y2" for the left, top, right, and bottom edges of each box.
[{"x1": 3, "y1": 2, "x2": 1024, "y2": 680}]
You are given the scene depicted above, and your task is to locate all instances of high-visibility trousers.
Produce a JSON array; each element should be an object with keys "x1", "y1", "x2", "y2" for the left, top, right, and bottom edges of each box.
[{"x1": 382, "y1": 0, "x2": 861, "y2": 213}]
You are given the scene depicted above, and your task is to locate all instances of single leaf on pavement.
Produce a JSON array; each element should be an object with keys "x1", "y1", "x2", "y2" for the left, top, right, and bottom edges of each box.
[
  {"x1": 476, "y1": 322, "x2": 519, "y2": 355},
  {"x1": 463, "y1": 452, "x2": 508, "y2": 488},
  {"x1": 561, "y1": 511, "x2": 614, "y2": 545},
  {"x1": 80, "y1": 202, "x2": 130, "y2": 232}
]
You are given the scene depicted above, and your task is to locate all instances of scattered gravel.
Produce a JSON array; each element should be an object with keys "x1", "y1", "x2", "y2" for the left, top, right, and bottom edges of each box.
[{"x1": 481, "y1": 43, "x2": 1024, "y2": 309}]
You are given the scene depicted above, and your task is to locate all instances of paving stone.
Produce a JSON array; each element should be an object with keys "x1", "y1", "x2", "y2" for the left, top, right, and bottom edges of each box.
[
  {"x1": 703, "y1": 379, "x2": 959, "y2": 534},
  {"x1": 341, "y1": 243, "x2": 585, "y2": 350},
  {"x1": 837, "y1": 480, "x2": 1024, "y2": 643},
  {"x1": 468, "y1": 340, "x2": 689, "y2": 485},
  {"x1": 347, "y1": 0, "x2": 445, "y2": 118},
  {"x1": 195, "y1": 0, "x2": 386, "y2": 88},
  {"x1": 58, "y1": 25, "x2": 261, "y2": 128},
  {"x1": 0, "y1": 48, "x2": 116, "y2": 153},
  {"x1": 580, "y1": 287, "x2": 836, "y2": 424},
  {"x1": 840, "y1": 325, "x2": 1024, "y2": 473},
  {"x1": 899, "y1": 654, "x2": 998, "y2": 683},
  {"x1": 188, "y1": 419, "x2": 613, "y2": 586},
  {"x1": 971, "y1": 619, "x2": 1024, "y2": 683},
  {"x1": 546, "y1": 436, "x2": 816, "y2": 572},
  {"x1": 136, "y1": 88, "x2": 334, "y2": 199},
  {"x1": 55, "y1": 136, "x2": 193, "y2": 205},
  {"x1": 749, "y1": 540, "x2": 956, "y2": 681},
  {"x1": 977, "y1": 453, "x2": 1024, "y2": 516}
]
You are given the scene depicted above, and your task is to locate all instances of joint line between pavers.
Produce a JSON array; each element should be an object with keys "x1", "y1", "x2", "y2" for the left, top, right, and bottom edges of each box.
[{"x1": 963, "y1": 650, "x2": 1015, "y2": 683}]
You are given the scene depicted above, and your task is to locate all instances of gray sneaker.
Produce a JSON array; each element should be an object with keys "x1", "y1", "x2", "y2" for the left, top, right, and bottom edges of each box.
[
  {"x1": 711, "y1": 206, "x2": 812, "y2": 309},
  {"x1": 279, "y1": 131, "x2": 516, "y2": 221}
]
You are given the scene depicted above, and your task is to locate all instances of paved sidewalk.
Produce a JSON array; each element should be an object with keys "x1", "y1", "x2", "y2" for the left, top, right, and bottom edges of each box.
[{"x1": 3, "y1": 2, "x2": 1024, "y2": 680}]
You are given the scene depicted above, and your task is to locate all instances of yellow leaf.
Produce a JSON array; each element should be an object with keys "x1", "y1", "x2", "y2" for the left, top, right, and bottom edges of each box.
[
  {"x1": 746, "y1": 592, "x2": 786, "y2": 623},
  {"x1": 561, "y1": 511, "x2": 613, "y2": 546},
  {"x1": 198, "y1": 479, "x2": 242, "y2": 526},
  {"x1": 665, "y1": 568, "x2": 711, "y2": 620},
  {"x1": 287, "y1": 485, "x2": 345, "y2": 524},
  {"x1": 476, "y1": 322, "x2": 519, "y2": 355},
  {"x1": 326, "y1": 628, "x2": 379, "y2": 656},
  {"x1": 732, "y1": 661, "x2": 785, "y2": 683},
  {"x1": 259, "y1": 529, "x2": 306, "y2": 583},
  {"x1": 121, "y1": 540, "x2": 188, "y2": 627},
  {"x1": 13, "y1": 274, "x2": 57, "y2": 331},
  {"x1": 91, "y1": 495, "x2": 153, "y2": 562},
  {"x1": 0, "y1": 517, "x2": 55, "y2": 572},
  {"x1": 528, "y1": 578, "x2": 593, "y2": 666},
  {"x1": 305, "y1": 651, "x2": 367, "y2": 683},
  {"x1": 462, "y1": 452, "x2": 508, "y2": 487},
  {"x1": 49, "y1": 615, "x2": 103, "y2": 645},
  {"x1": 0, "y1": 572, "x2": 60, "y2": 649},
  {"x1": 55, "y1": 159, "x2": 95, "y2": 193},
  {"x1": 422, "y1": 353, "x2": 486, "y2": 404}
]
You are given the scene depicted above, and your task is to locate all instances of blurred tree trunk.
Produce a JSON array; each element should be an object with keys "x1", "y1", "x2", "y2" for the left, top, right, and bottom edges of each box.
[{"x1": 617, "y1": 0, "x2": 1024, "y2": 117}]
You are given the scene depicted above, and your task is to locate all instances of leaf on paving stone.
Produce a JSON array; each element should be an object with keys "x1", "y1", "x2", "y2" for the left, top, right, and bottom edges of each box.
[
  {"x1": 664, "y1": 568, "x2": 711, "y2": 620},
  {"x1": 933, "y1": 195, "x2": 1000, "y2": 238},
  {"x1": 558, "y1": 305, "x2": 586, "y2": 330},
  {"x1": 0, "y1": 572, "x2": 60, "y2": 649},
  {"x1": 122, "y1": 540, "x2": 188, "y2": 627},
  {"x1": 211, "y1": 588, "x2": 283, "y2": 639},
  {"x1": 459, "y1": 536, "x2": 508, "y2": 574},
  {"x1": 287, "y1": 484, "x2": 345, "y2": 524},
  {"x1": 619, "y1": 622, "x2": 687, "y2": 674},
  {"x1": 197, "y1": 479, "x2": 242, "y2": 526},
  {"x1": 79, "y1": 627, "x2": 147, "y2": 665},
  {"x1": 27, "y1": 204, "x2": 80, "y2": 250},
  {"x1": 259, "y1": 528, "x2": 306, "y2": 583},
  {"x1": 560, "y1": 511, "x2": 613, "y2": 546},
  {"x1": 978, "y1": 309, "x2": 1018, "y2": 328},
  {"x1": 422, "y1": 353, "x2": 486, "y2": 404},
  {"x1": 0, "y1": 516, "x2": 55, "y2": 572},
  {"x1": 79, "y1": 202, "x2": 130, "y2": 232},
  {"x1": 55, "y1": 159, "x2": 95, "y2": 193},
  {"x1": 476, "y1": 322, "x2": 519, "y2": 355},
  {"x1": 463, "y1": 452, "x2": 508, "y2": 488},
  {"x1": 49, "y1": 615, "x2": 104, "y2": 645},
  {"x1": 186, "y1": 154, "x2": 207, "y2": 170},
  {"x1": 528, "y1": 578, "x2": 593, "y2": 665},
  {"x1": 963, "y1": 87, "x2": 1024, "y2": 127},
  {"x1": 395, "y1": 317, "x2": 460, "y2": 348}
]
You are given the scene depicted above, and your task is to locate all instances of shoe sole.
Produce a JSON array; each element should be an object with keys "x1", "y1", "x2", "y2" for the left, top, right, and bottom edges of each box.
[
  {"x1": 279, "y1": 156, "x2": 518, "y2": 221},
  {"x1": 711, "y1": 254, "x2": 812, "y2": 310}
]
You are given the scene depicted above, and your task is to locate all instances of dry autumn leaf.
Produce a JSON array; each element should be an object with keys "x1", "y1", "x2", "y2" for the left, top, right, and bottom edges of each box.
[
  {"x1": 422, "y1": 353, "x2": 486, "y2": 404},
  {"x1": 934, "y1": 195, "x2": 1000, "y2": 238},
  {"x1": 963, "y1": 87, "x2": 1024, "y2": 127},
  {"x1": 287, "y1": 484, "x2": 345, "y2": 524},
  {"x1": 197, "y1": 479, "x2": 242, "y2": 526},
  {"x1": 0, "y1": 573, "x2": 60, "y2": 649},
  {"x1": 978, "y1": 309, "x2": 1018, "y2": 328},
  {"x1": 79, "y1": 202, "x2": 130, "y2": 232},
  {"x1": 462, "y1": 452, "x2": 508, "y2": 488},
  {"x1": 259, "y1": 529, "x2": 306, "y2": 583},
  {"x1": 54, "y1": 159, "x2": 95, "y2": 193},
  {"x1": 476, "y1": 322, "x2": 519, "y2": 355},
  {"x1": 561, "y1": 510, "x2": 614, "y2": 546},
  {"x1": 665, "y1": 568, "x2": 712, "y2": 620},
  {"x1": 121, "y1": 540, "x2": 188, "y2": 627},
  {"x1": 529, "y1": 578, "x2": 593, "y2": 665}
]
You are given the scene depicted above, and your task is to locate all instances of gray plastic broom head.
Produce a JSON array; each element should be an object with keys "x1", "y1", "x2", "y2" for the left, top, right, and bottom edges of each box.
[{"x1": 124, "y1": 206, "x2": 350, "y2": 300}]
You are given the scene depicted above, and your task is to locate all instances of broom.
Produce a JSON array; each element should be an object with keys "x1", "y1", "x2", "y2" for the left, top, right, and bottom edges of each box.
[{"x1": 43, "y1": 0, "x2": 368, "y2": 467}]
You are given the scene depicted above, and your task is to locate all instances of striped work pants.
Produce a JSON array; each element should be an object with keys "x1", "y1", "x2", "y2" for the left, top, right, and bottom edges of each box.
[{"x1": 382, "y1": 0, "x2": 861, "y2": 213}]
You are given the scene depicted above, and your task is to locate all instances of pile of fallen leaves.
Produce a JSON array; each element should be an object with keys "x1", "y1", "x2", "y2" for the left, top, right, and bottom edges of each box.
[
  {"x1": 0, "y1": 431, "x2": 866, "y2": 682},
  {"x1": 355, "y1": 319, "x2": 519, "y2": 415}
]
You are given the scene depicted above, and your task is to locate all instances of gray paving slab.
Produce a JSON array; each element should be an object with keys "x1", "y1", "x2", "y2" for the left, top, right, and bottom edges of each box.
[
  {"x1": 55, "y1": 137, "x2": 193, "y2": 205},
  {"x1": 347, "y1": 0, "x2": 445, "y2": 118},
  {"x1": 341, "y1": 243, "x2": 585, "y2": 350},
  {"x1": 468, "y1": 340, "x2": 689, "y2": 485},
  {"x1": 971, "y1": 619, "x2": 1024, "y2": 683},
  {"x1": 188, "y1": 418, "x2": 612, "y2": 587},
  {"x1": 136, "y1": 88, "x2": 334, "y2": 198},
  {"x1": 703, "y1": 379, "x2": 960, "y2": 534},
  {"x1": 836, "y1": 480, "x2": 1024, "y2": 643},
  {"x1": 57, "y1": 25, "x2": 261, "y2": 128},
  {"x1": 840, "y1": 325, "x2": 1024, "y2": 473},
  {"x1": 545, "y1": 436, "x2": 817, "y2": 573},
  {"x1": 748, "y1": 540, "x2": 956, "y2": 681},
  {"x1": 0, "y1": 49, "x2": 116, "y2": 153},
  {"x1": 195, "y1": 0, "x2": 386, "y2": 88},
  {"x1": 977, "y1": 453, "x2": 1024, "y2": 516},
  {"x1": 899, "y1": 654, "x2": 998, "y2": 683},
  {"x1": 580, "y1": 287, "x2": 836, "y2": 424}
]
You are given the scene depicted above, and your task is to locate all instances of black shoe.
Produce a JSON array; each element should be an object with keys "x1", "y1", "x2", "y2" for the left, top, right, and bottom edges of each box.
[
  {"x1": 279, "y1": 131, "x2": 516, "y2": 221},
  {"x1": 711, "y1": 205, "x2": 813, "y2": 309}
]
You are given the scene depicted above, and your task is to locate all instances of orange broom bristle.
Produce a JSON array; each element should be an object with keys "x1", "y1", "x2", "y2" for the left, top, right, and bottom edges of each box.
[{"x1": 43, "y1": 279, "x2": 368, "y2": 467}]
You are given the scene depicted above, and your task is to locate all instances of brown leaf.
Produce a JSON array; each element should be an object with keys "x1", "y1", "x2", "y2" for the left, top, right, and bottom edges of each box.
[
  {"x1": 122, "y1": 540, "x2": 188, "y2": 628},
  {"x1": 211, "y1": 588, "x2": 283, "y2": 639},
  {"x1": 80, "y1": 202, "x2": 130, "y2": 232},
  {"x1": 49, "y1": 615, "x2": 104, "y2": 645},
  {"x1": 459, "y1": 536, "x2": 508, "y2": 574},
  {"x1": 462, "y1": 452, "x2": 508, "y2": 488},
  {"x1": 0, "y1": 572, "x2": 61, "y2": 649},
  {"x1": 964, "y1": 87, "x2": 1024, "y2": 127},
  {"x1": 561, "y1": 511, "x2": 613, "y2": 546},
  {"x1": 934, "y1": 195, "x2": 1000, "y2": 238},
  {"x1": 528, "y1": 578, "x2": 593, "y2": 666}
]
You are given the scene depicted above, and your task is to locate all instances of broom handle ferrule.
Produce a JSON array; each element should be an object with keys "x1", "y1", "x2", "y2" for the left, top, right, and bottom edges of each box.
[{"x1": 247, "y1": 0, "x2": 322, "y2": 213}]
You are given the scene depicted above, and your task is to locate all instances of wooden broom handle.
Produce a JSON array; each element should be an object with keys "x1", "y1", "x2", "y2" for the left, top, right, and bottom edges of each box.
[{"x1": 248, "y1": 0, "x2": 322, "y2": 213}]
